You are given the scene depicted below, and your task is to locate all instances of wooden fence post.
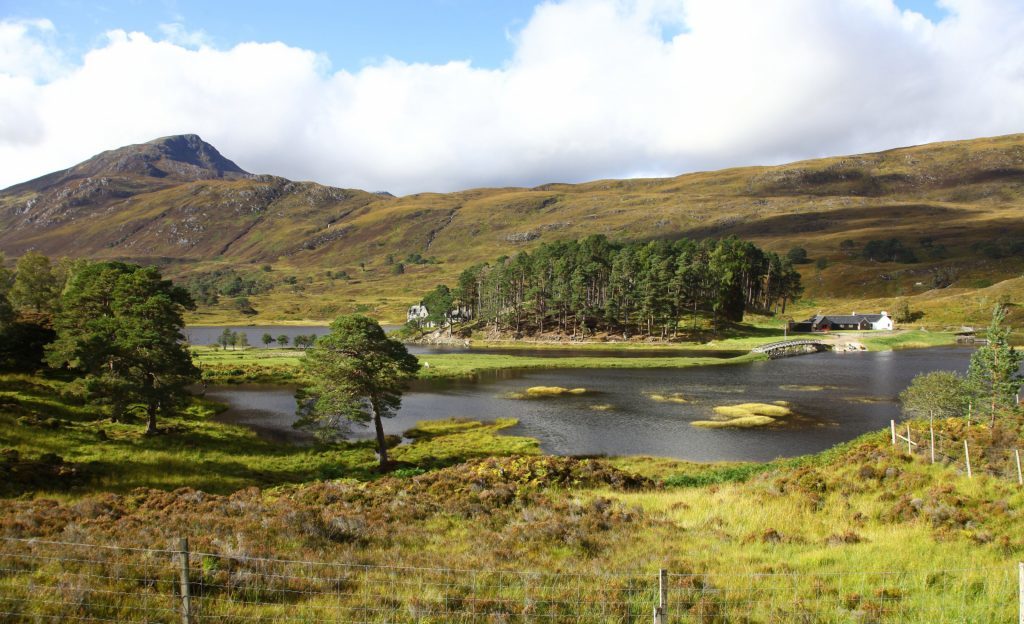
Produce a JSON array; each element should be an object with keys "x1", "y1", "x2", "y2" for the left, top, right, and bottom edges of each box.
[
  {"x1": 929, "y1": 414, "x2": 935, "y2": 464},
  {"x1": 178, "y1": 537, "x2": 192, "y2": 624},
  {"x1": 906, "y1": 423, "x2": 912, "y2": 455},
  {"x1": 1015, "y1": 449, "x2": 1022, "y2": 486},
  {"x1": 964, "y1": 440, "x2": 972, "y2": 479},
  {"x1": 890, "y1": 420, "x2": 896, "y2": 446},
  {"x1": 653, "y1": 569, "x2": 667, "y2": 624},
  {"x1": 1018, "y1": 562, "x2": 1023, "y2": 624}
]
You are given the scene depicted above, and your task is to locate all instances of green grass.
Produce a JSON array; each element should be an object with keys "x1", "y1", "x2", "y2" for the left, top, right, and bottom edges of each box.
[
  {"x1": 663, "y1": 461, "x2": 777, "y2": 487},
  {"x1": 417, "y1": 351, "x2": 765, "y2": 380},
  {"x1": 860, "y1": 330, "x2": 958, "y2": 351},
  {"x1": 0, "y1": 373, "x2": 536, "y2": 496},
  {"x1": 194, "y1": 346, "x2": 309, "y2": 384},
  {"x1": 1, "y1": 369, "x2": 1023, "y2": 622},
  {"x1": 1, "y1": 399, "x2": 1022, "y2": 622},
  {"x1": 394, "y1": 418, "x2": 539, "y2": 467},
  {"x1": 194, "y1": 344, "x2": 767, "y2": 385}
]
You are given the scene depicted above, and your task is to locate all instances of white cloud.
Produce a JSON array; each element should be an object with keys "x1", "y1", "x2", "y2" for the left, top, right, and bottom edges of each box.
[
  {"x1": 0, "y1": 18, "x2": 64, "y2": 81},
  {"x1": 1, "y1": 0, "x2": 1023, "y2": 194},
  {"x1": 157, "y1": 23, "x2": 213, "y2": 49}
]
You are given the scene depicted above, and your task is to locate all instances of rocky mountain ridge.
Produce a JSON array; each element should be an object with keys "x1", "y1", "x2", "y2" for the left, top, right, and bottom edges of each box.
[{"x1": 1, "y1": 132, "x2": 1023, "y2": 323}]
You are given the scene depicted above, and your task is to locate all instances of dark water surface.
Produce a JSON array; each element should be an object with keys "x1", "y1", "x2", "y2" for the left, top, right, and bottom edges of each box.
[
  {"x1": 205, "y1": 346, "x2": 976, "y2": 461},
  {"x1": 185, "y1": 325, "x2": 332, "y2": 346}
]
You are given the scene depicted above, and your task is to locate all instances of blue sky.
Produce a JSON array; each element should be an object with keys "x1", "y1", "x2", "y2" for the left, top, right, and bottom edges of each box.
[
  {"x1": 4, "y1": 0, "x2": 948, "y2": 70},
  {"x1": 2, "y1": 0, "x2": 1021, "y2": 195},
  {"x1": 3, "y1": 1, "x2": 540, "y2": 69}
]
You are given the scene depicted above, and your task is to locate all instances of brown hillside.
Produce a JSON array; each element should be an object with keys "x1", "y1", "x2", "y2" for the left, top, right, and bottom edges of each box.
[{"x1": 2, "y1": 133, "x2": 1023, "y2": 324}]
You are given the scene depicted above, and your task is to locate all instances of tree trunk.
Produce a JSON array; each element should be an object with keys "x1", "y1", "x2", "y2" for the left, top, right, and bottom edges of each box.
[
  {"x1": 144, "y1": 373, "x2": 159, "y2": 435},
  {"x1": 371, "y1": 400, "x2": 389, "y2": 470},
  {"x1": 145, "y1": 400, "x2": 158, "y2": 435}
]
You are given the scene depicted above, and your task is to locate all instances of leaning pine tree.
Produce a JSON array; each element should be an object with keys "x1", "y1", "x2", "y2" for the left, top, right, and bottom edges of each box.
[{"x1": 297, "y1": 315, "x2": 420, "y2": 470}]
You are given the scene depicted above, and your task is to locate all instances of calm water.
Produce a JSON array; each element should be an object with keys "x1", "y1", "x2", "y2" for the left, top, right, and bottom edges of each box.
[
  {"x1": 205, "y1": 346, "x2": 977, "y2": 461},
  {"x1": 185, "y1": 325, "x2": 331, "y2": 346}
]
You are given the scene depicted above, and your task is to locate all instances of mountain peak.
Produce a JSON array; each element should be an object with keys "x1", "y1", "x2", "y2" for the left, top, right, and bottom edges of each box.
[
  {"x1": 139, "y1": 134, "x2": 248, "y2": 178},
  {"x1": 78, "y1": 133, "x2": 249, "y2": 181},
  {"x1": 3, "y1": 134, "x2": 249, "y2": 195}
]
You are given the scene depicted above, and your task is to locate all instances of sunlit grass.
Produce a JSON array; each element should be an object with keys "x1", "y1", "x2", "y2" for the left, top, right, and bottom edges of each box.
[
  {"x1": 860, "y1": 330, "x2": 958, "y2": 351},
  {"x1": 0, "y1": 374, "x2": 536, "y2": 496}
]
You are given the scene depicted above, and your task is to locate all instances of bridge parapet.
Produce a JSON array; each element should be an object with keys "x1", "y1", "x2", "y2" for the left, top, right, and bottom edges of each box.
[{"x1": 752, "y1": 339, "x2": 830, "y2": 358}]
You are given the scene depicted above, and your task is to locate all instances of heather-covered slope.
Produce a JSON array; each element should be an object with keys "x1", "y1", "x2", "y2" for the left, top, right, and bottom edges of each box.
[{"x1": 2, "y1": 133, "x2": 1024, "y2": 323}]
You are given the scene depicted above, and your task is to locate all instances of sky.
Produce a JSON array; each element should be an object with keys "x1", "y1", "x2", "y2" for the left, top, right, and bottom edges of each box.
[{"x1": 1, "y1": 0, "x2": 1022, "y2": 195}]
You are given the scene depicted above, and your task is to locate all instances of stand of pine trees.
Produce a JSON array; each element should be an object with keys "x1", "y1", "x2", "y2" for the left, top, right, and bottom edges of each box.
[{"x1": 431, "y1": 235, "x2": 803, "y2": 338}]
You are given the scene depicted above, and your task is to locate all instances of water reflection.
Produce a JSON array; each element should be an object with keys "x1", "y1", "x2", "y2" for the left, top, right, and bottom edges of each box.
[{"x1": 206, "y1": 347, "x2": 979, "y2": 462}]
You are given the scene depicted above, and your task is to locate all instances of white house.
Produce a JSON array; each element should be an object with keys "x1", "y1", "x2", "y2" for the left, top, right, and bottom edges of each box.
[
  {"x1": 407, "y1": 303, "x2": 473, "y2": 328},
  {"x1": 868, "y1": 311, "x2": 894, "y2": 331},
  {"x1": 790, "y1": 311, "x2": 893, "y2": 332},
  {"x1": 407, "y1": 304, "x2": 429, "y2": 325}
]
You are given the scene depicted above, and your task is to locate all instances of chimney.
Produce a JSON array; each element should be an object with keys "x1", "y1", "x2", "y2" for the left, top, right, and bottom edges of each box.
[{"x1": 880, "y1": 311, "x2": 888, "y2": 316}]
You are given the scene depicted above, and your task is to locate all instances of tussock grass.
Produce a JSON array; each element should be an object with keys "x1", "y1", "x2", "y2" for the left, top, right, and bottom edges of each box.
[
  {"x1": 691, "y1": 402, "x2": 798, "y2": 429},
  {"x1": 692, "y1": 415, "x2": 777, "y2": 428},
  {"x1": 648, "y1": 392, "x2": 688, "y2": 403},
  {"x1": 848, "y1": 396, "x2": 893, "y2": 404},
  {"x1": 714, "y1": 402, "x2": 794, "y2": 419},
  {"x1": 394, "y1": 419, "x2": 539, "y2": 467},
  {"x1": 504, "y1": 386, "x2": 588, "y2": 399},
  {"x1": 527, "y1": 386, "x2": 586, "y2": 396}
]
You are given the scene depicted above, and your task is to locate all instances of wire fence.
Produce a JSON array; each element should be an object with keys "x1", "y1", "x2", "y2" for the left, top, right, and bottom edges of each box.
[
  {"x1": 0, "y1": 536, "x2": 1020, "y2": 623},
  {"x1": 891, "y1": 418, "x2": 1024, "y2": 485}
]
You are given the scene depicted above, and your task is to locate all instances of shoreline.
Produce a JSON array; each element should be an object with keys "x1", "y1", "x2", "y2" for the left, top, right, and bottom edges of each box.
[{"x1": 193, "y1": 329, "x2": 958, "y2": 385}]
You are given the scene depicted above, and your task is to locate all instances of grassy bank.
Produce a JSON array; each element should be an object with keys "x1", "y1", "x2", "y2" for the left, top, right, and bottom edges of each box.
[
  {"x1": 1, "y1": 409, "x2": 1021, "y2": 621},
  {"x1": 416, "y1": 351, "x2": 765, "y2": 380},
  {"x1": 859, "y1": 329, "x2": 959, "y2": 351},
  {"x1": 2, "y1": 366, "x2": 1022, "y2": 621},
  {"x1": 194, "y1": 346, "x2": 309, "y2": 384},
  {"x1": 193, "y1": 328, "x2": 959, "y2": 387},
  {"x1": 0, "y1": 373, "x2": 539, "y2": 496},
  {"x1": 193, "y1": 344, "x2": 766, "y2": 384}
]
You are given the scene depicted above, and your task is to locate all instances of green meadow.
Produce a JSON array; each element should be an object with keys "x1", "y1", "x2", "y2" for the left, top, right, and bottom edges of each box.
[{"x1": 1, "y1": 368, "x2": 1021, "y2": 621}]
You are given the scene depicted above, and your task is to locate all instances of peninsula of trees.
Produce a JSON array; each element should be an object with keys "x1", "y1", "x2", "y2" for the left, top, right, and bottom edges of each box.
[{"x1": 416, "y1": 235, "x2": 804, "y2": 337}]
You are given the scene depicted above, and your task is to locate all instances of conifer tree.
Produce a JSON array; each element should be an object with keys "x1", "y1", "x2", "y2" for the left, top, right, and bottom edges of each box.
[
  {"x1": 298, "y1": 315, "x2": 419, "y2": 469},
  {"x1": 10, "y1": 251, "x2": 60, "y2": 313},
  {"x1": 46, "y1": 262, "x2": 198, "y2": 433},
  {"x1": 967, "y1": 305, "x2": 1023, "y2": 423}
]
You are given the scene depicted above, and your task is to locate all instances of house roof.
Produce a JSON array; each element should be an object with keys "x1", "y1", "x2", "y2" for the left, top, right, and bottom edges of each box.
[
  {"x1": 819, "y1": 315, "x2": 871, "y2": 325},
  {"x1": 801, "y1": 312, "x2": 889, "y2": 325}
]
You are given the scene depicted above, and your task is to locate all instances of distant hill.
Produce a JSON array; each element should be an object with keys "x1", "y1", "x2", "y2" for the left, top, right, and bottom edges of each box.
[{"x1": 2, "y1": 133, "x2": 1023, "y2": 325}]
